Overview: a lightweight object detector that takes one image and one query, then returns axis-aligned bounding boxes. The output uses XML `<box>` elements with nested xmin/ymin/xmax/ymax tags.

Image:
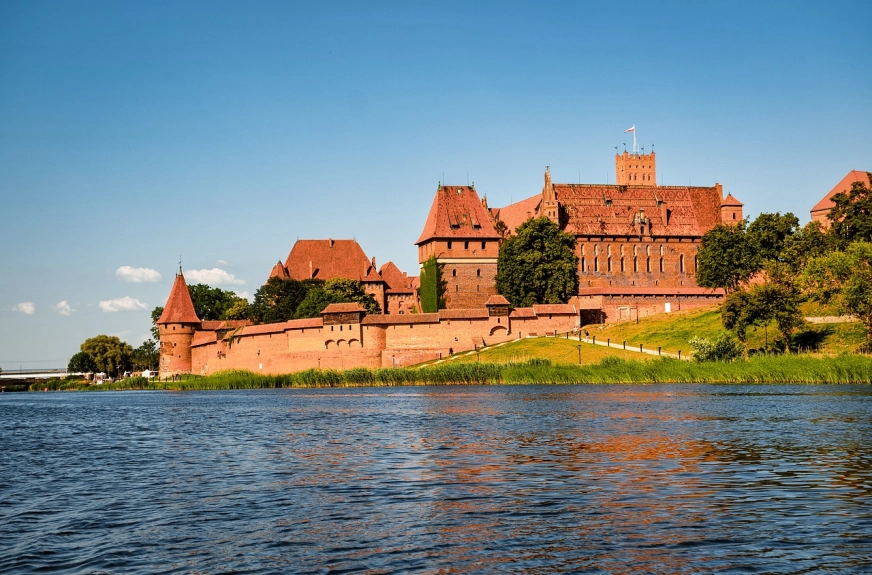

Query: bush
<box><xmin>598</xmin><ymin>356</ymin><xmax>625</xmax><ymax>367</ymax></box>
<box><xmin>689</xmin><ymin>332</ymin><xmax>744</xmax><ymax>362</ymax></box>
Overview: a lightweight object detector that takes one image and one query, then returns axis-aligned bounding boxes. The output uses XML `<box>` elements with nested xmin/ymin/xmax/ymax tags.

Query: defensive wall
<box><xmin>168</xmin><ymin>298</ymin><xmax>578</xmax><ymax>377</ymax></box>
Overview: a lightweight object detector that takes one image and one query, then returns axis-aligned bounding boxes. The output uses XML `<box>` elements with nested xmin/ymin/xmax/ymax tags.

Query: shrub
<box><xmin>689</xmin><ymin>332</ymin><xmax>744</xmax><ymax>362</ymax></box>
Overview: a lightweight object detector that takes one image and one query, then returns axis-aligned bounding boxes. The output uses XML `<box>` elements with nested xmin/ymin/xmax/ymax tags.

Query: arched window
<box><xmin>476</xmin><ymin>269</ymin><xmax>480</xmax><ymax>277</ymax></box>
<box><xmin>646</xmin><ymin>257</ymin><xmax>651</xmax><ymax>273</ymax></box>
<box><xmin>452</xmin><ymin>269</ymin><xmax>457</xmax><ymax>277</ymax></box>
<box><xmin>659</xmin><ymin>257</ymin><xmax>664</xmax><ymax>273</ymax></box>
<box><xmin>581</xmin><ymin>257</ymin><xmax>586</xmax><ymax>272</ymax></box>
<box><xmin>680</xmin><ymin>255</ymin><xmax>685</xmax><ymax>273</ymax></box>
<box><xmin>607</xmin><ymin>257</ymin><xmax>612</xmax><ymax>272</ymax></box>
<box><xmin>464</xmin><ymin>241</ymin><xmax>469</xmax><ymax>249</ymax></box>
<box><xmin>633</xmin><ymin>257</ymin><xmax>638</xmax><ymax>272</ymax></box>
<box><xmin>594</xmin><ymin>258</ymin><xmax>599</xmax><ymax>272</ymax></box>
<box><xmin>448</xmin><ymin>241</ymin><xmax>452</xmax><ymax>249</ymax></box>
<box><xmin>620</xmin><ymin>257</ymin><xmax>625</xmax><ymax>272</ymax></box>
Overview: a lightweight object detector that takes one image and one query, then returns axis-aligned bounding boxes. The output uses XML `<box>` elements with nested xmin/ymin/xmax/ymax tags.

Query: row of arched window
<box><xmin>580</xmin><ymin>255</ymin><xmax>695</xmax><ymax>274</ymax></box>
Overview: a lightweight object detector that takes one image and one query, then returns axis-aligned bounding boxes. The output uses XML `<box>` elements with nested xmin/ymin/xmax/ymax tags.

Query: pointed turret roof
<box><xmin>157</xmin><ymin>270</ymin><xmax>200</xmax><ymax>324</ymax></box>
<box><xmin>268</xmin><ymin>260</ymin><xmax>289</xmax><ymax>281</ymax></box>
<box><xmin>416</xmin><ymin>185</ymin><xmax>502</xmax><ymax>245</ymax></box>
<box><xmin>721</xmin><ymin>193</ymin><xmax>743</xmax><ymax>207</ymax></box>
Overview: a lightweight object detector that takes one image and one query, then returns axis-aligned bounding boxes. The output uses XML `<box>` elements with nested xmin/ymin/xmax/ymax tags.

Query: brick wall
<box><xmin>442</xmin><ymin>262</ymin><xmax>498</xmax><ymax>309</ymax></box>
<box><xmin>576</xmin><ymin>237</ymin><xmax>700</xmax><ymax>289</ymax></box>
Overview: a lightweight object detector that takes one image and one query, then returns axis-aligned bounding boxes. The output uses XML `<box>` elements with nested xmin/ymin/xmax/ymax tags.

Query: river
<box><xmin>1</xmin><ymin>384</ymin><xmax>870</xmax><ymax>573</ymax></box>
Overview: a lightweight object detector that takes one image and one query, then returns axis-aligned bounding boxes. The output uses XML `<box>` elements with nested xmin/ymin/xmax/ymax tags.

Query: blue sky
<box><xmin>1</xmin><ymin>1</ymin><xmax>870</xmax><ymax>369</ymax></box>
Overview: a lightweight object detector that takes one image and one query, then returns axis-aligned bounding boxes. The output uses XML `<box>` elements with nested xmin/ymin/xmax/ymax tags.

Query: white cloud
<box><xmin>116</xmin><ymin>266</ymin><xmax>162</xmax><ymax>283</ymax></box>
<box><xmin>99</xmin><ymin>296</ymin><xmax>148</xmax><ymax>312</ymax></box>
<box><xmin>216</xmin><ymin>259</ymin><xmax>228</xmax><ymax>266</ymax></box>
<box><xmin>55</xmin><ymin>300</ymin><xmax>75</xmax><ymax>315</ymax></box>
<box><xmin>13</xmin><ymin>302</ymin><xmax>35</xmax><ymax>315</ymax></box>
<box><xmin>185</xmin><ymin>268</ymin><xmax>245</xmax><ymax>286</ymax></box>
<box><xmin>236</xmin><ymin>291</ymin><xmax>251</xmax><ymax>301</ymax></box>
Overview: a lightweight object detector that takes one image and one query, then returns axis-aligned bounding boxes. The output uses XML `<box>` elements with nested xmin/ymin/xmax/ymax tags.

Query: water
<box><xmin>1</xmin><ymin>385</ymin><xmax>871</xmax><ymax>574</ymax></box>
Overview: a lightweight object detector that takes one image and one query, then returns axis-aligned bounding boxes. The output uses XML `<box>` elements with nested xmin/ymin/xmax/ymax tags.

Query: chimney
<box><xmin>309</xmin><ymin>260</ymin><xmax>313</xmax><ymax>278</ymax></box>
<box><xmin>371</xmin><ymin>256</ymin><xmax>376</xmax><ymax>268</ymax></box>
<box><xmin>328</xmin><ymin>238</ymin><xmax>334</xmax><ymax>248</ymax></box>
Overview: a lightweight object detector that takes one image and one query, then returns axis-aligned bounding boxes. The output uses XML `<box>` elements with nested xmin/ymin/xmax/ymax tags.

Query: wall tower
<box><xmin>156</xmin><ymin>268</ymin><xmax>201</xmax><ymax>377</ymax></box>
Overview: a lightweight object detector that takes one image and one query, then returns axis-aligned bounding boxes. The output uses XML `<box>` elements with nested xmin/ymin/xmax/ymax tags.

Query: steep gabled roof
<box><xmin>811</xmin><ymin>170</ymin><xmax>870</xmax><ymax>216</ymax></box>
<box><xmin>283</xmin><ymin>239</ymin><xmax>385</xmax><ymax>283</ymax></box>
<box><xmin>721</xmin><ymin>193</ymin><xmax>743</xmax><ymax>207</ymax></box>
<box><xmin>484</xmin><ymin>295</ymin><xmax>510</xmax><ymax>306</ymax></box>
<box><xmin>321</xmin><ymin>302</ymin><xmax>366</xmax><ymax>314</ymax></box>
<box><xmin>379</xmin><ymin>261</ymin><xmax>415</xmax><ymax>293</ymax></box>
<box><xmin>491</xmin><ymin>195</ymin><xmax>542</xmax><ymax>235</ymax></box>
<box><xmin>157</xmin><ymin>271</ymin><xmax>200</xmax><ymax>325</ymax></box>
<box><xmin>416</xmin><ymin>185</ymin><xmax>502</xmax><ymax>244</ymax></box>
<box><xmin>268</xmin><ymin>261</ymin><xmax>289</xmax><ymax>281</ymax></box>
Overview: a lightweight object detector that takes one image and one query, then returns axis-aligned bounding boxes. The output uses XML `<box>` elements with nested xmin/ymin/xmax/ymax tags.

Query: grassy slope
<box><xmin>435</xmin><ymin>336</ymin><xmax>651</xmax><ymax>366</ymax></box>
<box><xmin>584</xmin><ymin>305</ymin><xmax>866</xmax><ymax>356</ymax></box>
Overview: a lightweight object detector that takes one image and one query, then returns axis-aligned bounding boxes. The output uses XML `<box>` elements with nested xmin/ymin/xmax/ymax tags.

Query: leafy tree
<box><xmin>187</xmin><ymin>283</ymin><xmax>244</xmax><ymax>321</ymax></box>
<box><xmin>323</xmin><ymin>278</ymin><xmax>381</xmax><ymax>314</ymax></box>
<box><xmin>696</xmin><ymin>221</ymin><xmax>759</xmax><ymax>293</ymax></box>
<box><xmin>828</xmin><ymin>172</ymin><xmax>872</xmax><ymax>246</ymax></box>
<box><xmin>80</xmin><ymin>335</ymin><xmax>133</xmax><ymax>377</ymax></box>
<box><xmin>688</xmin><ymin>332</ymin><xmax>743</xmax><ymax>362</ymax></box>
<box><xmin>493</xmin><ymin>219</ymin><xmax>509</xmax><ymax>239</ymax></box>
<box><xmin>722</xmin><ymin>282</ymin><xmax>804</xmax><ymax>351</ymax></box>
<box><xmin>150</xmin><ymin>306</ymin><xmax>163</xmax><ymax>340</ymax></box>
<box><xmin>132</xmin><ymin>339</ymin><xmax>159</xmax><ymax>370</ymax></box>
<box><xmin>802</xmin><ymin>241</ymin><xmax>872</xmax><ymax>345</ymax></box>
<box><xmin>495</xmin><ymin>217</ymin><xmax>579</xmax><ymax>307</ymax></box>
<box><xmin>249</xmin><ymin>277</ymin><xmax>311</xmax><ymax>324</ymax></box>
<box><xmin>294</xmin><ymin>288</ymin><xmax>345</xmax><ymax>319</ymax></box>
<box><xmin>223</xmin><ymin>298</ymin><xmax>250</xmax><ymax>320</ymax></box>
<box><xmin>68</xmin><ymin>351</ymin><xmax>96</xmax><ymax>373</ymax></box>
<box><xmin>781</xmin><ymin>221</ymin><xmax>835</xmax><ymax>273</ymax></box>
<box><xmin>419</xmin><ymin>255</ymin><xmax>445</xmax><ymax>313</ymax></box>
<box><xmin>747</xmin><ymin>212</ymin><xmax>799</xmax><ymax>263</ymax></box>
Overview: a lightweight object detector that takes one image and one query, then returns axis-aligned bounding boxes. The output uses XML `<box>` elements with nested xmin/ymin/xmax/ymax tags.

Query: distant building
<box><xmin>810</xmin><ymin>170</ymin><xmax>871</xmax><ymax>228</ymax></box>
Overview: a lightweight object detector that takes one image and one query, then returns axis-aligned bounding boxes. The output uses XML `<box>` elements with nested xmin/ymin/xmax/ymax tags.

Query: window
<box><xmin>659</xmin><ymin>257</ymin><xmax>664</xmax><ymax>273</ymax></box>
<box><xmin>646</xmin><ymin>257</ymin><xmax>651</xmax><ymax>273</ymax></box>
<box><xmin>620</xmin><ymin>257</ymin><xmax>625</xmax><ymax>272</ymax></box>
<box><xmin>448</xmin><ymin>241</ymin><xmax>453</xmax><ymax>249</ymax></box>
<box><xmin>452</xmin><ymin>269</ymin><xmax>457</xmax><ymax>277</ymax></box>
<box><xmin>594</xmin><ymin>258</ymin><xmax>599</xmax><ymax>272</ymax></box>
<box><xmin>680</xmin><ymin>255</ymin><xmax>685</xmax><ymax>273</ymax></box>
<box><xmin>633</xmin><ymin>257</ymin><xmax>638</xmax><ymax>272</ymax></box>
<box><xmin>476</xmin><ymin>269</ymin><xmax>480</xmax><ymax>277</ymax></box>
<box><xmin>581</xmin><ymin>257</ymin><xmax>586</xmax><ymax>271</ymax></box>
<box><xmin>733</xmin><ymin>212</ymin><xmax>736</xmax><ymax>220</ymax></box>
<box><xmin>481</xmin><ymin>241</ymin><xmax>486</xmax><ymax>249</ymax></box>
<box><xmin>607</xmin><ymin>257</ymin><xmax>612</xmax><ymax>272</ymax></box>
<box><xmin>464</xmin><ymin>241</ymin><xmax>469</xmax><ymax>249</ymax></box>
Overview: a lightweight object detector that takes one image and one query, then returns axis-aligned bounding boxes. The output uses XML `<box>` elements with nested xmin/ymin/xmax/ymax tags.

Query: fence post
<box><xmin>623</xmin><ymin>340</ymin><xmax>626</xmax><ymax>350</ymax></box>
<box><xmin>658</xmin><ymin>347</ymin><xmax>661</xmax><ymax>356</ymax></box>
<box><xmin>640</xmin><ymin>343</ymin><xmax>643</xmax><ymax>353</ymax></box>
<box><xmin>678</xmin><ymin>350</ymin><xmax>681</xmax><ymax>360</ymax></box>
<box><xmin>607</xmin><ymin>338</ymin><xmax>610</xmax><ymax>348</ymax></box>
<box><xmin>593</xmin><ymin>336</ymin><xmax>596</xmax><ymax>345</ymax></box>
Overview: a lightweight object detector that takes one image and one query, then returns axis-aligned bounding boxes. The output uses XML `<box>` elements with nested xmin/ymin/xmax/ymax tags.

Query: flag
<box><xmin>624</xmin><ymin>125</ymin><xmax>635</xmax><ymax>133</ymax></box>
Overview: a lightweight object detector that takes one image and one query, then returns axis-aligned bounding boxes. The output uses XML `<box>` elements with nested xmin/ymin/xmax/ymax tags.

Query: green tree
<box><xmin>293</xmin><ymin>288</ymin><xmax>345</xmax><ymax>319</ymax></box>
<box><xmin>419</xmin><ymin>255</ymin><xmax>445</xmax><ymax>313</ymax></box>
<box><xmin>249</xmin><ymin>277</ymin><xmax>311</xmax><ymax>324</ymax></box>
<box><xmin>697</xmin><ymin>221</ymin><xmax>759</xmax><ymax>293</ymax></box>
<box><xmin>828</xmin><ymin>172</ymin><xmax>872</xmax><ymax>246</ymax></box>
<box><xmin>68</xmin><ymin>351</ymin><xmax>96</xmax><ymax>373</ymax></box>
<box><xmin>722</xmin><ymin>282</ymin><xmax>804</xmax><ymax>351</ymax></box>
<box><xmin>495</xmin><ymin>217</ymin><xmax>579</xmax><ymax>307</ymax></box>
<box><xmin>80</xmin><ymin>335</ymin><xmax>133</xmax><ymax>377</ymax></box>
<box><xmin>747</xmin><ymin>212</ymin><xmax>800</xmax><ymax>263</ymax></box>
<box><xmin>150</xmin><ymin>306</ymin><xmax>163</xmax><ymax>340</ymax></box>
<box><xmin>781</xmin><ymin>221</ymin><xmax>835</xmax><ymax>273</ymax></box>
<box><xmin>323</xmin><ymin>278</ymin><xmax>380</xmax><ymax>314</ymax></box>
<box><xmin>802</xmin><ymin>241</ymin><xmax>872</xmax><ymax>345</ymax></box>
<box><xmin>223</xmin><ymin>298</ymin><xmax>250</xmax><ymax>320</ymax></box>
<box><xmin>132</xmin><ymin>339</ymin><xmax>159</xmax><ymax>370</ymax></box>
<box><xmin>187</xmin><ymin>283</ymin><xmax>245</xmax><ymax>321</ymax></box>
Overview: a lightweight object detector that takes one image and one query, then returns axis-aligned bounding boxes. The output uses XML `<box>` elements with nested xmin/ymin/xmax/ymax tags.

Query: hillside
<box><xmin>583</xmin><ymin>305</ymin><xmax>866</xmax><ymax>356</ymax></box>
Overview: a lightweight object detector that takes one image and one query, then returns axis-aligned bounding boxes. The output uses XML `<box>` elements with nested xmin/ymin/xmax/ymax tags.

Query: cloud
<box><xmin>236</xmin><ymin>291</ymin><xmax>251</xmax><ymax>301</ymax></box>
<box><xmin>99</xmin><ymin>296</ymin><xmax>147</xmax><ymax>312</ymax></box>
<box><xmin>185</xmin><ymin>268</ymin><xmax>245</xmax><ymax>286</ymax></box>
<box><xmin>216</xmin><ymin>259</ymin><xmax>228</xmax><ymax>266</ymax></box>
<box><xmin>116</xmin><ymin>266</ymin><xmax>162</xmax><ymax>283</ymax></box>
<box><xmin>55</xmin><ymin>300</ymin><xmax>75</xmax><ymax>315</ymax></box>
<box><xmin>13</xmin><ymin>302</ymin><xmax>35</xmax><ymax>315</ymax></box>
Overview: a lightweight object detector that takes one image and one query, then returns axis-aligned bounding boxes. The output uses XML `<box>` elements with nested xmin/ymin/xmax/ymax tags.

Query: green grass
<box><xmin>78</xmin><ymin>354</ymin><xmax>872</xmax><ymax>391</ymax></box>
<box><xmin>585</xmin><ymin>306</ymin><xmax>867</xmax><ymax>356</ymax></box>
<box><xmin>427</xmin><ymin>335</ymin><xmax>651</xmax><ymax>366</ymax></box>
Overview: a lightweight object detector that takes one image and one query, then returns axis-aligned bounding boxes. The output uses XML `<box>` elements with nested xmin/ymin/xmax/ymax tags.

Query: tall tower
<box><xmin>156</xmin><ymin>269</ymin><xmax>201</xmax><ymax>377</ymax></box>
<box><xmin>541</xmin><ymin>166</ymin><xmax>560</xmax><ymax>224</ymax></box>
<box><xmin>415</xmin><ymin>184</ymin><xmax>502</xmax><ymax>309</ymax></box>
<box><xmin>616</xmin><ymin>151</ymin><xmax>657</xmax><ymax>186</ymax></box>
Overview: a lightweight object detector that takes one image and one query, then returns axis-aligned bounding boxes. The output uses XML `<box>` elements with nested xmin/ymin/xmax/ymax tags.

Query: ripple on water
<box><xmin>1</xmin><ymin>384</ymin><xmax>871</xmax><ymax>574</ymax></box>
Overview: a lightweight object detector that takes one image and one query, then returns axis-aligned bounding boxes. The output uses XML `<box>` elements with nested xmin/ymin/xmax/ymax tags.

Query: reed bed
<box><xmin>78</xmin><ymin>354</ymin><xmax>872</xmax><ymax>392</ymax></box>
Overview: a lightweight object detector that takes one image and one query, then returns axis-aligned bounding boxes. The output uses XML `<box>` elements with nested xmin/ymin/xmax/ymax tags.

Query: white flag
<box><xmin>624</xmin><ymin>125</ymin><xmax>635</xmax><ymax>133</ymax></box>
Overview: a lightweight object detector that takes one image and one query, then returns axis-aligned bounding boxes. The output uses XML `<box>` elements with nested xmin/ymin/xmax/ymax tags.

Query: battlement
<box><xmin>616</xmin><ymin>150</ymin><xmax>656</xmax><ymax>186</ymax></box>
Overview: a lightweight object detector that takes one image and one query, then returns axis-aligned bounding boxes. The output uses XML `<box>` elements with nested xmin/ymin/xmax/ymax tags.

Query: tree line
<box><xmin>697</xmin><ymin>172</ymin><xmax>872</xmax><ymax>352</ymax></box>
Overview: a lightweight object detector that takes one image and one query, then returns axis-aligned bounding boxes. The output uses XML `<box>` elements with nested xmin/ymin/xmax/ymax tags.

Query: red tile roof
<box><xmin>157</xmin><ymin>272</ymin><xmax>200</xmax><ymax>324</ymax></box>
<box><xmin>200</xmin><ymin>320</ymin><xmax>252</xmax><ymax>331</ymax></box>
<box><xmin>362</xmin><ymin>313</ymin><xmax>439</xmax><ymax>325</ymax></box>
<box><xmin>438</xmin><ymin>309</ymin><xmax>489</xmax><ymax>320</ymax></box>
<box><xmin>283</xmin><ymin>239</ymin><xmax>385</xmax><ymax>283</ymax></box>
<box><xmin>811</xmin><ymin>170</ymin><xmax>870</xmax><ymax>216</ymax></box>
<box><xmin>321</xmin><ymin>303</ymin><xmax>366</xmax><ymax>314</ymax></box>
<box><xmin>416</xmin><ymin>186</ymin><xmax>502</xmax><ymax>244</ymax></box>
<box><xmin>484</xmin><ymin>295</ymin><xmax>510</xmax><ymax>306</ymax></box>
<box><xmin>191</xmin><ymin>331</ymin><xmax>217</xmax><ymax>347</ymax></box>
<box><xmin>379</xmin><ymin>261</ymin><xmax>415</xmax><ymax>292</ymax></box>
<box><xmin>721</xmin><ymin>193</ymin><xmax>743</xmax><ymax>207</ymax></box>
<box><xmin>509</xmin><ymin>307</ymin><xmax>537</xmax><ymax>318</ymax></box>
<box><xmin>577</xmin><ymin>287</ymin><xmax>725</xmax><ymax>296</ymax></box>
<box><xmin>268</xmin><ymin>261</ymin><xmax>289</xmax><ymax>281</ymax></box>
<box><xmin>490</xmin><ymin>195</ymin><xmax>541</xmax><ymax>235</ymax></box>
<box><xmin>532</xmin><ymin>304</ymin><xmax>577</xmax><ymax>315</ymax></box>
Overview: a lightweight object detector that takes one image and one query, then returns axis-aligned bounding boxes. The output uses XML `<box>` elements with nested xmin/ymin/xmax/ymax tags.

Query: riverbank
<box><xmin>71</xmin><ymin>354</ymin><xmax>872</xmax><ymax>391</ymax></box>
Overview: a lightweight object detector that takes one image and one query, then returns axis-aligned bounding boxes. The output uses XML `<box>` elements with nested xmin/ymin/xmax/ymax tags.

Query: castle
<box><xmin>157</xmin><ymin>149</ymin><xmax>738</xmax><ymax>377</ymax></box>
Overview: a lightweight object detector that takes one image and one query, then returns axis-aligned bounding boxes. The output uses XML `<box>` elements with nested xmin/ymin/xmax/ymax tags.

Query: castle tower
<box><xmin>416</xmin><ymin>183</ymin><xmax>502</xmax><ymax>309</ymax></box>
<box><xmin>720</xmin><ymin>189</ymin><xmax>744</xmax><ymax>225</ymax></box>
<box><xmin>541</xmin><ymin>166</ymin><xmax>559</xmax><ymax>224</ymax></box>
<box><xmin>616</xmin><ymin>150</ymin><xmax>656</xmax><ymax>186</ymax></box>
<box><xmin>156</xmin><ymin>268</ymin><xmax>201</xmax><ymax>377</ymax></box>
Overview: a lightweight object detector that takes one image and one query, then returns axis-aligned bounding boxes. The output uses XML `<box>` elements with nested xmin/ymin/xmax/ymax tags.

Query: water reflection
<box><xmin>1</xmin><ymin>385</ymin><xmax>870</xmax><ymax>574</ymax></box>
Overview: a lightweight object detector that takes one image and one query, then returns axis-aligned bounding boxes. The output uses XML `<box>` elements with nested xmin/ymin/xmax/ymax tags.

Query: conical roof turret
<box><xmin>156</xmin><ymin>269</ymin><xmax>200</xmax><ymax>324</ymax></box>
